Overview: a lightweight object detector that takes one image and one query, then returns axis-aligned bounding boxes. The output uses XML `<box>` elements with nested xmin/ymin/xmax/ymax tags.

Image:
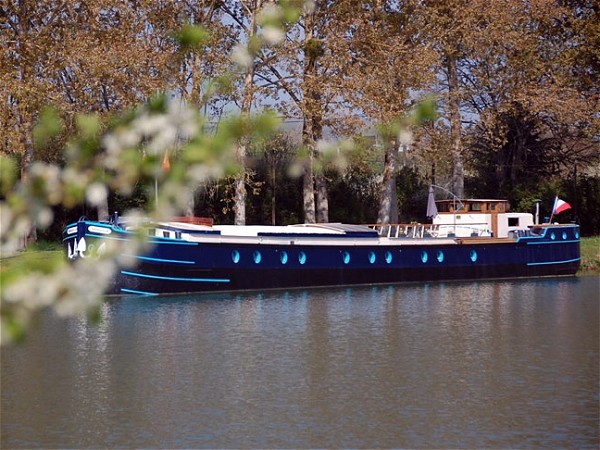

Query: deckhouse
<box><xmin>433</xmin><ymin>199</ymin><xmax>534</xmax><ymax>238</ymax></box>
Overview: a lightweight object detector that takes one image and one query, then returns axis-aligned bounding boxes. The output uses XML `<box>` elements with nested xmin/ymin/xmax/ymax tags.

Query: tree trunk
<box><xmin>390</xmin><ymin>179</ymin><xmax>398</xmax><ymax>223</ymax></box>
<box><xmin>233</xmin><ymin>156</ymin><xmax>246</xmax><ymax>225</ymax></box>
<box><xmin>15</xmin><ymin>1</ymin><xmax>36</xmax><ymax>247</ymax></box>
<box><xmin>447</xmin><ymin>53</ymin><xmax>464</xmax><ymax>199</ymax></box>
<box><xmin>313</xmin><ymin>94</ymin><xmax>328</xmax><ymax>222</ymax></box>
<box><xmin>300</xmin><ymin>8</ymin><xmax>321</xmax><ymax>224</ymax></box>
<box><xmin>184</xmin><ymin>188</ymin><xmax>195</xmax><ymax>218</ymax></box>
<box><xmin>96</xmin><ymin>199</ymin><xmax>109</xmax><ymax>221</ymax></box>
<box><xmin>20</xmin><ymin>120</ymin><xmax>37</xmax><ymax>246</ymax></box>
<box><xmin>377</xmin><ymin>140</ymin><xmax>398</xmax><ymax>224</ymax></box>
<box><xmin>302</xmin><ymin>139</ymin><xmax>316</xmax><ymax>223</ymax></box>
<box><xmin>234</xmin><ymin>2</ymin><xmax>261</xmax><ymax>226</ymax></box>
<box><xmin>271</xmin><ymin>161</ymin><xmax>276</xmax><ymax>225</ymax></box>
<box><xmin>315</xmin><ymin>174</ymin><xmax>329</xmax><ymax>223</ymax></box>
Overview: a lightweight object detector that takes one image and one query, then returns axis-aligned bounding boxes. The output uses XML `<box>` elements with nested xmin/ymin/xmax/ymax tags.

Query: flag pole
<box><xmin>549</xmin><ymin>195</ymin><xmax>557</xmax><ymax>224</ymax></box>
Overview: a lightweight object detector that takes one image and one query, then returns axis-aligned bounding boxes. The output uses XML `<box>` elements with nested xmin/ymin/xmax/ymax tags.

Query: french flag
<box><xmin>552</xmin><ymin>196</ymin><xmax>572</xmax><ymax>215</ymax></box>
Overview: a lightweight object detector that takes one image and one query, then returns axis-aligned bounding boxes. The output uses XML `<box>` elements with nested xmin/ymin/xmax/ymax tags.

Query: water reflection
<box><xmin>2</xmin><ymin>277</ymin><xmax>598</xmax><ymax>449</ymax></box>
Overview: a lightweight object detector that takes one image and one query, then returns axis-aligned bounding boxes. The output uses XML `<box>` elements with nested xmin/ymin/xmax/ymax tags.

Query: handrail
<box><xmin>368</xmin><ymin>223</ymin><xmax>492</xmax><ymax>238</ymax></box>
<box><xmin>368</xmin><ymin>223</ymin><xmax>440</xmax><ymax>238</ymax></box>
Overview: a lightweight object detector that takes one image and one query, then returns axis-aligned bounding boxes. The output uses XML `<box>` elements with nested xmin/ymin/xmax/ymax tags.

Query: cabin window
<box><xmin>471</xmin><ymin>202</ymin><xmax>482</xmax><ymax>212</ymax></box>
<box><xmin>420</xmin><ymin>251</ymin><xmax>428</xmax><ymax>263</ymax></box>
<box><xmin>232</xmin><ymin>250</ymin><xmax>240</xmax><ymax>264</ymax></box>
<box><xmin>385</xmin><ymin>251</ymin><xmax>392</xmax><ymax>264</ymax></box>
<box><xmin>280</xmin><ymin>251</ymin><xmax>288</xmax><ymax>264</ymax></box>
<box><xmin>298</xmin><ymin>251</ymin><xmax>307</xmax><ymax>265</ymax></box>
<box><xmin>508</xmin><ymin>217</ymin><xmax>519</xmax><ymax>227</ymax></box>
<box><xmin>575</xmin><ymin>231</ymin><xmax>579</xmax><ymax>239</ymax></box>
<box><xmin>470</xmin><ymin>250</ymin><xmax>478</xmax><ymax>262</ymax></box>
<box><xmin>562</xmin><ymin>231</ymin><xmax>567</xmax><ymax>240</ymax></box>
<box><xmin>436</xmin><ymin>251</ymin><xmax>444</xmax><ymax>263</ymax></box>
<box><xmin>163</xmin><ymin>231</ymin><xmax>170</xmax><ymax>238</ymax></box>
<box><xmin>550</xmin><ymin>232</ymin><xmax>556</xmax><ymax>240</ymax></box>
<box><xmin>253</xmin><ymin>251</ymin><xmax>262</xmax><ymax>264</ymax></box>
<box><xmin>368</xmin><ymin>251</ymin><xmax>376</xmax><ymax>264</ymax></box>
<box><xmin>342</xmin><ymin>251</ymin><xmax>350</xmax><ymax>264</ymax></box>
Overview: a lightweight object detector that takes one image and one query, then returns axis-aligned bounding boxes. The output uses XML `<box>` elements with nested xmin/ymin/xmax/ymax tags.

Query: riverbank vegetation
<box><xmin>579</xmin><ymin>236</ymin><xmax>600</xmax><ymax>273</ymax></box>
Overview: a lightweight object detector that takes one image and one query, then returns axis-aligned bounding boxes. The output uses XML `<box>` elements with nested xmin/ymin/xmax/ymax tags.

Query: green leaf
<box><xmin>76</xmin><ymin>114</ymin><xmax>101</xmax><ymax>138</ymax></box>
<box><xmin>33</xmin><ymin>106</ymin><xmax>63</xmax><ymax>149</ymax></box>
<box><xmin>0</xmin><ymin>156</ymin><xmax>18</xmax><ymax>195</ymax></box>
<box><xmin>176</xmin><ymin>25</ymin><xmax>210</xmax><ymax>50</ymax></box>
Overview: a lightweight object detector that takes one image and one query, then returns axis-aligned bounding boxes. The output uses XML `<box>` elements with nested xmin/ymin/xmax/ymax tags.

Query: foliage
<box><xmin>0</xmin><ymin>1</ymin><xmax>302</xmax><ymax>344</ymax></box>
<box><xmin>579</xmin><ymin>236</ymin><xmax>600</xmax><ymax>273</ymax></box>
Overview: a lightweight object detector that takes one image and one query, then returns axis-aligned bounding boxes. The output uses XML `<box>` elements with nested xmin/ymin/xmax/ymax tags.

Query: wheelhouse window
<box><xmin>437</xmin><ymin>203</ymin><xmax>450</xmax><ymax>213</ymax></box>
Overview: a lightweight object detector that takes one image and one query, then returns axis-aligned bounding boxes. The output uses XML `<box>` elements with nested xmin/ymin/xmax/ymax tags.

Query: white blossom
<box><xmin>262</xmin><ymin>25</ymin><xmax>285</xmax><ymax>45</ymax></box>
<box><xmin>36</xmin><ymin>207</ymin><xmax>53</xmax><ymax>228</ymax></box>
<box><xmin>231</xmin><ymin>44</ymin><xmax>253</xmax><ymax>68</ymax></box>
<box><xmin>86</xmin><ymin>182</ymin><xmax>108</xmax><ymax>207</ymax></box>
<box><xmin>398</xmin><ymin>129</ymin><xmax>413</xmax><ymax>146</ymax></box>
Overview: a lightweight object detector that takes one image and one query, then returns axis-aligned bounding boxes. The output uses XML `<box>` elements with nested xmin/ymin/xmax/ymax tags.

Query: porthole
<box><xmin>298</xmin><ymin>251</ymin><xmax>307</xmax><ymax>265</ymax></box>
<box><xmin>368</xmin><ymin>251</ymin><xmax>376</xmax><ymax>264</ymax></box>
<box><xmin>562</xmin><ymin>231</ymin><xmax>567</xmax><ymax>240</ymax></box>
<box><xmin>231</xmin><ymin>250</ymin><xmax>240</xmax><ymax>264</ymax></box>
<box><xmin>420</xmin><ymin>251</ymin><xmax>428</xmax><ymax>263</ymax></box>
<box><xmin>470</xmin><ymin>249</ymin><xmax>478</xmax><ymax>262</ymax></box>
<box><xmin>280</xmin><ymin>251</ymin><xmax>288</xmax><ymax>264</ymax></box>
<box><xmin>253</xmin><ymin>250</ymin><xmax>262</xmax><ymax>264</ymax></box>
<box><xmin>342</xmin><ymin>251</ymin><xmax>350</xmax><ymax>264</ymax></box>
<box><xmin>385</xmin><ymin>251</ymin><xmax>392</xmax><ymax>264</ymax></box>
<box><xmin>436</xmin><ymin>250</ymin><xmax>444</xmax><ymax>263</ymax></box>
<box><xmin>550</xmin><ymin>232</ymin><xmax>556</xmax><ymax>240</ymax></box>
<box><xmin>575</xmin><ymin>231</ymin><xmax>580</xmax><ymax>239</ymax></box>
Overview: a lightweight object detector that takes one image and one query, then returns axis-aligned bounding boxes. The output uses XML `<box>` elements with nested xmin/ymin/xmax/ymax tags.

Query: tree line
<box><xmin>2</xmin><ymin>0</ymin><xmax>599</xmax><ymax>238</ymax></box>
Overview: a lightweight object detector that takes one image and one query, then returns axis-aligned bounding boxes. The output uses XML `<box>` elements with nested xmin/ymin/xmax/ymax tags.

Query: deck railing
<box><xmin>369</xmin><ymin>224</ymin><xmax>439</xmax><ymax>238</ymax></box>
<box><xmin>368</xmin><ymin>223</ymin><xmax>492</xmax><ymax>238</ymax></box>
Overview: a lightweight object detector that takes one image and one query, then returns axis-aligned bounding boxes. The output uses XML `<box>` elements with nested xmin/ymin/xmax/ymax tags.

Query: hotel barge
<box><xmin>63</xmin><ymin>199</ymin><xmax>580</xmax><ymax>296</ymax></box>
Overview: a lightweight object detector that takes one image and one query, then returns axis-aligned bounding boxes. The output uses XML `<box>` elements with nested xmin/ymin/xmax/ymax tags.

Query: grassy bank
<box><xmin>2</xmin><ymin>237</ymin><xmax>599</xmax><ymax>275</ymax></box>
<box><xmin>0</xmin><ymin>242</ymin><xmax>64</xmax><ymax>283</ymax></box>
<box><xmin>579</xmin><ymin>236</ymin><xmax>600</xmax><ymax>273</ymax></box>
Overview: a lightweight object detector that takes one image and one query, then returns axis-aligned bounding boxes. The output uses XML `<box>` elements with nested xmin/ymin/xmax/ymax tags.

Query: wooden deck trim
<box><xmin>457</xmin><ymin>237</ymin><xmax>516</xmax><ymax>245</ymax></box>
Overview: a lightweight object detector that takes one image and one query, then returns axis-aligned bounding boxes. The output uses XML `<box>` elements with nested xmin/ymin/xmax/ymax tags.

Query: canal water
<box><xmin>2</xmin><ymin>276</ymin><xmax>598</xmax><ymax>449</ymax></box>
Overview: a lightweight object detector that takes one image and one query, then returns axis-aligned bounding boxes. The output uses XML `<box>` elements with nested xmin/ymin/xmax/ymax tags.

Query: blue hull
<box><xmin>63</xmin><ymin>221</ymin><xmax>581</xmax><ymax>296</ymax></box>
